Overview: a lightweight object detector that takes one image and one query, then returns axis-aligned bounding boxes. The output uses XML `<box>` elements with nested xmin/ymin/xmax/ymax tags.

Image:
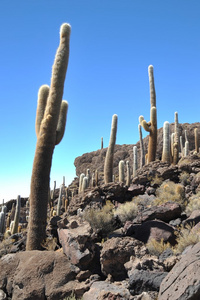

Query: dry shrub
<box><xmin>179</xmin><ymin>171</ymin><xmax>190</xmax><ymax>186</ymax></box>
<box><xmin>146</xmin><ymin>238</ymin><xmax>172</xmax><ymax>256</ymax></box>
<box><xmin>83</xmin><ymin>201</ymin><xmax>115</xmax><ymax>236</ymax></box>
<box><xmin>186</xmin><ymin>191</ymin><xmax>200</xmax><ymax>216</ymax></box>
<box><xmin>173</xmin><ymin>224</ymin><xmax>200</xmax><ymax>254</ymax></box>
<box><xmin>153</xmin><ymin>181</ymin><xmax>186</xmax><ymax>209</ymax></box>
<box><xmin>114</xmin><ymin>201</ymin><xmax>138</xmax><ymax>224</ymax></box>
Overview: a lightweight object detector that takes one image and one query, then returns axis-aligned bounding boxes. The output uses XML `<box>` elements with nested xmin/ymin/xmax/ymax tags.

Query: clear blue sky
<box><xmin>0</xmin><ymin>0</ymin><xmax>199</xmax><ymax>202</ymax></box>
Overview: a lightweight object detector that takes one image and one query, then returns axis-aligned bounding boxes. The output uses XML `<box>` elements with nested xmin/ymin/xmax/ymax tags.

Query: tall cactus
<box><xmin>194</xmin><ymin>128</ymin><xmax>199</xmax><ymax>153</ymax></box>
<box><xmin>26</xmin><ymin>24</ymin><xmax>71</xmax><ymax>250</ymax></box>
<box><xmin>119</xmin><ymin>160</ymin><xmax>125</xmax><ymax>184</ymax></box>
<box><xmin>126</xmin><ymin>161</ymin><xmax>131</xmax><ymax>187</ymax></box>
<box><xmin>162</xmin><ymin>121</ymin><xmax>170</xmax><ymax>164</ymax></box>
<box><xmin>104</xmin><ymin>114</ymin><xmax>118</xmax><ymax>183</ymax></box>
<box><xmin>133</xmin><ymin>146</ymin><xmax>138</xmax><ymax>177</ymax></box>
<box><xmin>12</xmin><ymin>196</ymin><xmax>21</xmax><ymax>234</ymax></box>
<box><xmin>139</xmin><ymin>65</ymin><xmax>157</xmax><ymax>162</ymax></box>
<box><xmin>173</xmin><ymin>112</ymin><xmax>179</xmax><ymax>164</ymax></box>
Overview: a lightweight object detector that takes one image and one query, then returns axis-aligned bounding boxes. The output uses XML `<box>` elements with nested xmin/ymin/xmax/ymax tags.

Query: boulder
<box><xmin>57</xmin><ymin>218</ymin><xmax>96</xmax><ymax>270</ymax></box>
<box><xmin>82</xmin><ymin>281</ymin><xmax>133</xmax><ymax>300</ymax></box>
<box><xmin>129</xmin><ymin>269</ymin><xmax>168</xmax><ymax>295</ymax></box>
<box><xmin>100</xmin><ymin>237</ymin><xmax>144</xmax><ymax>280</ymax></box>
<box><xmin>158</xmin><ymin>241</ymin><xmax>200</xmax><ymax>299</ymax></box>
<box><xmin>132</xmin><ymin>202</ymin><xmax>182</xmax><ymax>223</ymax></box>
<box><xmin>0</xmin><ymin>250</ymin><xmax>84</xmax><ymax>300</ymax></box>
<box><xmin>124</xmin><ymin>220</ymin><xmax>176</xmax><ymax>245</ymax></box>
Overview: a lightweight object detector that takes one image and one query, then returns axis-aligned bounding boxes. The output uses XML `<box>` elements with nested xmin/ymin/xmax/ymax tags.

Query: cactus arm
<box><xmin>104</xmin><ymin>114</ymin><xmax>118</xmax><ymax>184</ymax></box>
<box><xmin>55</xmin><ymin>100</ymin><xmax>68</xmax><ymax>145</ymax></box>
<box><xmin>35</xmin><ymin>85</ymin><xmax>49</xmax><ymax>137</ymax></box>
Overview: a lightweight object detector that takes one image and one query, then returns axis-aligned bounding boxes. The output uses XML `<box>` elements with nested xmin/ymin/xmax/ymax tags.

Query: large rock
<box><xmin>158</xmin><ymin>241</ymin><xmax>200</xmax><ymax>299</ymax></box>
<box><xmin>124</xmin><ymin>220</ymin><xmax>176</xmax><ymax>245</ymax></box>
<box><xmin>0</xmin><ymin>250</ymin><xmax>84</xmax><ymax>300</ymax></box>
<box><xmin>100</xmin><ymin>237</ymin><xmax>145</xmax><ymax>280</ymax></box>
<box><xmin>82</xmin><ymin>281</ymin><xmax>133</xmax><ymax>300</ymax></box>
<box><xmin>129</xmin><ymin>269</ymin><xmax>167</xmax><ymax>295</ymax></box>
<box><xmin>58</xmin><ymin>218</ymin><xmax>96</xmax><ymax>270</ymax></box>
<box><xmin>132</xmin><ymin>202</ymin><xmax>182</xmax><ymax>223</ymax></box>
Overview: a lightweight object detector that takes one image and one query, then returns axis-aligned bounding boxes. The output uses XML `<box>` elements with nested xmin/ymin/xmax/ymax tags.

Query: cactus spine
<box><xmin>12</xmin><ymin>196</ymin><xmax>21</xmax><ymax>234</ymax></box>
<box><xmin>162</xmin><ymin>121</ymin><xmax>170</xmax><ymax>164</ymax></box>
<box><xmin>104</xmin><ymin>114</ymin><xmax>118</xmax><ymax>183</ymax></box>
<box><xmin>26</xmin><ymin>24</ymin><xmax>71</xmax><ymax>250</ymax></box>
<box><xmin>194</xmin><ymin>128</ymin><xmax>199</xmax><ymax>152</ymax></box>
<box><xmin>139</xmin><ymin>65</ymin><xmax>157</xmax><ymax>162</ymax></box>
<box><xmin>119</xmin><ymin>160</ymin><xmax>125</xmax><ymax>184</ymax></box>
<box><xmin>133</xmin><ymin>146</ymin><xmax>138</xmax><ymax>177</ymax></box>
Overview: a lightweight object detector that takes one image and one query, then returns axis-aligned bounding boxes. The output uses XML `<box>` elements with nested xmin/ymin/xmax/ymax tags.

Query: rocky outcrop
<box><xmin>158</xmin><ymin>242</ymin><xmax>200</xmax><ymax>299</ymax></box>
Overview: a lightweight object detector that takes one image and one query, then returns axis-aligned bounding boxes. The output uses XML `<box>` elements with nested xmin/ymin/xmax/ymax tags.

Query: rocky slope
<box><xmin>1</xmin><ymin>123</ymin><xmax>200</xmax><ymax>299</ymax></box>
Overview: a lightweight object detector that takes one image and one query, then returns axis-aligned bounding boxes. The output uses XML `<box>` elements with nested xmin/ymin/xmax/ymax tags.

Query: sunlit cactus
<box><xmin>139</xmin><ymin>65</ymin><xmax>157</xmax><ymax>162</ymax></box>
<box><xmin>26</xmin><ymin>23</ymin><xmax>71</xmax><ymax>250</ymax></box>
<box><xmin>104</xmin><ymin>114</ymin><xmax>118</xmax><ymax>183</ymax></box>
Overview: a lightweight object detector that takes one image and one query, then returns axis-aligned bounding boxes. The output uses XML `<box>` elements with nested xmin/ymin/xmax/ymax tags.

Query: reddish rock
<box><xmin>124</xmin><ymin>220</ymin><xmax>176</xmax><ymax>245</ymax></box>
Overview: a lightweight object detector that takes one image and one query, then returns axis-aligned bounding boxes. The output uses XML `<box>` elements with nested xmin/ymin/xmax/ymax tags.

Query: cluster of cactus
<box><xmin>26</xmin><ymin>23</ymin><xmax>71</xmax><ymax>251</ymax></box>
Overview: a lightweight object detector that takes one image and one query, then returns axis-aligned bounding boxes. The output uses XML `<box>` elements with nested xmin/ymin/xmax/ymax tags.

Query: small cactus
<box><xmin>104</xmin><ymin>114</ymin><xmax>118</xmax><ymax>183</ymax></box>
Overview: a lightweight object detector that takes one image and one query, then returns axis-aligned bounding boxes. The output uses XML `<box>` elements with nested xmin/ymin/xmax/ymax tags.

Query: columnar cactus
<box><xmin>57</xmin><ymin>185</ymin><xmax>63</xmax><ymax>216</ymax></box>
<box><xmin>26</xmin><ymin>23</ymin><xmax>71</xmax><ymax>250</ymax></box>
<box><xmin>162</xmin><ymin>121</ymin><xmax>171</xmax><ymax>164</ymax></box>
<box><xmin>0</xmin><ymin>211</ymin><xmax>5</xmax><ymax>234</ymax></box>
<box><xmin>139</xmin><ymin>65</ymin><xmax>157</xmax><ymax>162</ymax></box>
<box><xmin>133</xmin><ymin>146</ymin><xmax>138</xmax><ymax>177</ymax></box>
<box><xmin>194</xmin><ymin>128</ymin><xmax>199</xmax><ymax>153</ymax></box>
<box><xmin>86</xmin><ymin>169</ymin><xmax>91</xmax><ymax>187</ymax></box>
<box><xmin>173</xmin><ymin>112</ymin><xmax>179</xmax><ymax>164</ymax></box>
<box><xmin>138</xmin><ymin>124</ymin><xmax>145</xmax><ymax>167</ymax></box>
<box><xmin>82</xmin><ymin>176</ymin><xmax>88</xmax><ymax>192</ymax></box>
<box><xmin>171</xmin><ymin>133</ymin><xmax>175</xmax><ymax>158</ymax></box>
<box><xmin>126</xmin><ymin>161</ymin><xmax>131</xmax><ymax>187</ymax></box>
<box><xmin>119</xmin><ymin>160</ymin><xmax>125</xmax><ymax>184</ymax></box>
<box><xmin>180</xmin><ymin>136</ymin><xmax>184</xmax><ymax>156</ymax></box>
<box><xmin>101</xmin><ymin>137</ymin><xmax>103</xmax><ymax>149</ymax></box>
<box><xmin>104</xmin><ymin>114</ymin><xmax>118</xmax><ymax>183</ymax></box>
<box><xmin>95</xmin><ymin>169</ymin><xmax>99</xmax><ymax>186</ymax></box>
<box><xmin>79</xmin><ymin>173</ymin><xmax>85</xmax><ymax>193</ymax></box>
<box><xmin>185</xmin><ymin>140</ymin><xmax>189</xmax><ymax>156</ymax></box>
<box><xmin>12</xmin><ymin>196</ymin><xmax>21</xmax><ymax>234</ymax></box>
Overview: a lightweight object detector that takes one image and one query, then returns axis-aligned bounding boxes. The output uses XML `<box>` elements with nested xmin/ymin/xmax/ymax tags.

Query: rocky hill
<box><xmin>74</xmin><ymin>122</ymin><xmax>200</xmax><ymax>181</ymax></box>
<box><xmin>1</xmin><ymin>122</ymin><xmax>200</xmax><ymax>299</ymax></box>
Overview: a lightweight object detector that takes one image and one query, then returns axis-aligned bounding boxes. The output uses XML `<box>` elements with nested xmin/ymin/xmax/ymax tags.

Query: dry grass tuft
<box><xmin>146</xmin><ymin>238</ymin><xmax>172</xmax><ymax>256</ymax></box>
